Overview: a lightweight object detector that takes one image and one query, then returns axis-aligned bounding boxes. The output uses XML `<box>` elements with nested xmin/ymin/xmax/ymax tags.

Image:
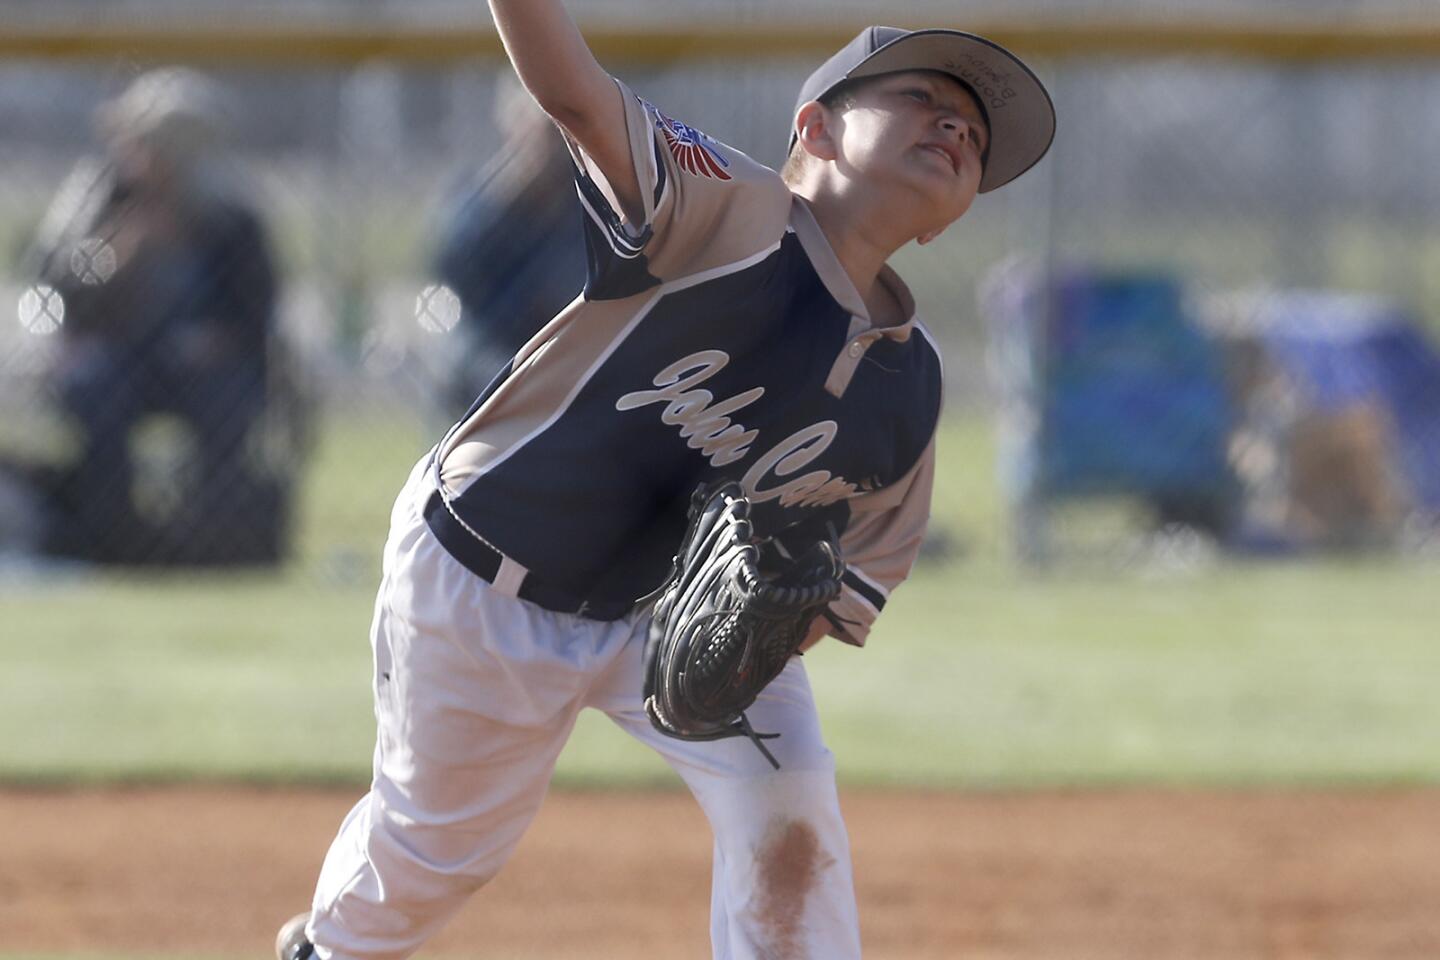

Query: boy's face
<box><xmin>829</xmin><ymin>70</ymin><xmax>989</xmax><ymax>231</ymax></box>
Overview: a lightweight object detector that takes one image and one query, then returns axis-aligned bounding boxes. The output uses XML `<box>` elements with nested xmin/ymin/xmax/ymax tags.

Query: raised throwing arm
<box><xmin>487</xmin><ymin>0</ymin><xmax>645</xmax><ymax>225</ymax></box>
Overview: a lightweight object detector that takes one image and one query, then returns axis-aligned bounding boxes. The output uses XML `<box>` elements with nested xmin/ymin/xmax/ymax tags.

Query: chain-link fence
<box><xmin>1</xmin><ymin>9</ymin><xmax>1437</xmax><ymax>576</ymax></box>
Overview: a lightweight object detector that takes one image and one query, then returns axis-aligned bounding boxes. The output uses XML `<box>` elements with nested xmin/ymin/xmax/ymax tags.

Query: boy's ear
<box><xmin>794</xmin><ymin>100</ymin><xmax>839</xmax><ymax>162</ymax></box>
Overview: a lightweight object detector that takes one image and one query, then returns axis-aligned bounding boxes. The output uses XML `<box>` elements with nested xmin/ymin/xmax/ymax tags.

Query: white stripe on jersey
<box><xmin>842</xmin><ymin>582</ymin><xmax>883</xmax><ymax>620</ymax></box>
<box><xmin>574</xmin><ymin>184</ymin><xmax>647</xmax><ymax>260</ymax></box>
<box><xmin>847</xmin><ymin>565</ymin><xmax>891</xmax><ymax>604</ymax></box>
<box><xmin>661</xmin><ymin>236</ymin><xmax>782</xmax><ymax>295</ymax></box>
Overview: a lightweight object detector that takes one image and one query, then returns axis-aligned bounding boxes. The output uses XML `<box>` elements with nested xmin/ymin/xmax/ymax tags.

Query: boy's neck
<box><xmin>798</xmin><ymin>186</ymin><xmax>911</xmax><ymax>323</ymax></box>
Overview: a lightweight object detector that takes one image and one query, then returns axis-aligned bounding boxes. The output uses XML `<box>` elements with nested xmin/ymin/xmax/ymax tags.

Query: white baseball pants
<box><xmin>302</xmin><ymin>457</ymin><xmax>862</xmax><ymax>959</ymax></box>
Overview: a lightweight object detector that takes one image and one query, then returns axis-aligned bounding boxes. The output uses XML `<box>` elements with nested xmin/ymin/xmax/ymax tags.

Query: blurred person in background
<box><xmin>428</xmin><ymin>74</ymin><xmax>587</xmax><ymax>416</ymax></box>
<box><xmin>25</xmin><ymin>67</ymin><xmax>282</xmax><ymax>565</ymax></box>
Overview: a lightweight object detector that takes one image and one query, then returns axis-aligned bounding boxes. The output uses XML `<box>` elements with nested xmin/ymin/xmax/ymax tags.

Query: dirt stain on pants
<box><xmin>754</xmin><ymin>818</ymin><xmax>835</xmax><ymax>959</ymax></box>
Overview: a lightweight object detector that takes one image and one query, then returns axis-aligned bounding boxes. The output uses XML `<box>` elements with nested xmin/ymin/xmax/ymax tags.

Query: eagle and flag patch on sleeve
<box><xmin>648</xmin><ymin>102</ymin><xmax>733</xmax><ymax>181</ymax></box>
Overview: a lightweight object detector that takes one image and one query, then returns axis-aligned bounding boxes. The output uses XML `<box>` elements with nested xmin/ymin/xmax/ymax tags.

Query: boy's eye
<box><xmin>903</xmin><ymin>89</ymin><xmax>931</xmax><ymax>103</ymax></box>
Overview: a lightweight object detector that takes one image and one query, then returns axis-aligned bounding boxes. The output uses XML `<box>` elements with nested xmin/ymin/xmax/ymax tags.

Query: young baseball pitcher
<box><xmin>278</xmin><ymin>5</ymin><xmax>1054</xmax><ymax>958</ymax></box>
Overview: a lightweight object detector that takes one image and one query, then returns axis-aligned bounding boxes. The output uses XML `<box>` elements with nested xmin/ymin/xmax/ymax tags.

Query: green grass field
<box><xmin>2</xmin><ymin>414</ymin><xmax>1438</xmax><ymax>788</ymax></box>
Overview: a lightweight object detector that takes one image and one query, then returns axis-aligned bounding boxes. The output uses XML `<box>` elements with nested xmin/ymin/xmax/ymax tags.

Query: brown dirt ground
<box><xmin>2</xmin><ymin>786</ymin><xmax>1439</xmax><ymax>959</ymax></box>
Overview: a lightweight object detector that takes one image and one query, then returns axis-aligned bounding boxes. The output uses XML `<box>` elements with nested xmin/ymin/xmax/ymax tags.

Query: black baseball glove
<box><xmin>643</xmin><ymin>481</ymin><xmax>845</xmax><ymax>769</ymax></box>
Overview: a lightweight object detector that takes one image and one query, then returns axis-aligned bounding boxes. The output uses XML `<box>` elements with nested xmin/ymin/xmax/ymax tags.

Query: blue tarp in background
<box><xmin>1037</xmin><ymin>272</ymin><xmax>1236</xmax><ymax>509</ymax></box>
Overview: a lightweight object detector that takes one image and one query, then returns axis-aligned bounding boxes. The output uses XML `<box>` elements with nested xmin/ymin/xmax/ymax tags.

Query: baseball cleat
<box><xmin>275</xmin><ymin>911</ymin><xmax>315</xmax><ymax>960</ymax></box>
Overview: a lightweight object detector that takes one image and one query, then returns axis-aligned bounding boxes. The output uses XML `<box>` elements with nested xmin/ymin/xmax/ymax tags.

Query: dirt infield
<box><xmin>3</xmin><ymin>786</ymin><xmax>1439</xmax><ymax>959</ymax></box>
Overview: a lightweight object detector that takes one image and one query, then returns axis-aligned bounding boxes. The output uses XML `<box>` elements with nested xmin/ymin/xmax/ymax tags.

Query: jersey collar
<box><xmin>790</xmin><ymin>195</ymin><xmax>923</xmax><ymax>397</ymax></box>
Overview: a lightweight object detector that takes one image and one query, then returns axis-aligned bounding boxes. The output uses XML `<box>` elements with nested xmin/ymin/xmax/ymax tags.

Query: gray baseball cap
<box><xmin>790</xmin><ymin>26</ymin><xmax>1056</xmax><ymax>193</ymax></box>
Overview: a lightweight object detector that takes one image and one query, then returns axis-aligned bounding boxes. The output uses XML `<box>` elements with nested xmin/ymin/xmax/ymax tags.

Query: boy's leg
<box><xmin>303</xmin><ymin>465</ymin><xmax>607</xmax><ymax>960</ymax></box>
<box><xmin>593</xmin><ymin>646</ymin><xmax>863</xmax><ymax>960</ymax></box>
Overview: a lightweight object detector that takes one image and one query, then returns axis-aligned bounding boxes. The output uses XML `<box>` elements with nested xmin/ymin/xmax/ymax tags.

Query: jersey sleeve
<box><xmin>825</xmin><ymin>434</ymin><xmax>938</xmax><ymax>647</ymax></box>
<box><xmin>563</xmin><ymin>78</ymin><xmax>793</xmax><ymax>299</ymax></box>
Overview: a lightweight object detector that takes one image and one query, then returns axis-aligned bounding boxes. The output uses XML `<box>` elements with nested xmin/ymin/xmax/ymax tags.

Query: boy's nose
<box><xmin>937</xmin><ymin>115</ymin><xmax>966</xmax><ymax>140</ymax></box>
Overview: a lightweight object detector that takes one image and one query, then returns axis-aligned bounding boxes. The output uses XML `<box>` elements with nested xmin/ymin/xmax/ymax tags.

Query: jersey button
<box><xmin>848</xmin><ymin>342</ymin><xmax>863</xmax><ymax>358</ymax></box>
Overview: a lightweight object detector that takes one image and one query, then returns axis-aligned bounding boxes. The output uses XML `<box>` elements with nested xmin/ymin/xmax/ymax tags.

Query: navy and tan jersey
<box><xmin>432</xmin><ymin>79</ymin><xmax>942</xmax><ymax>645</ymax></box>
